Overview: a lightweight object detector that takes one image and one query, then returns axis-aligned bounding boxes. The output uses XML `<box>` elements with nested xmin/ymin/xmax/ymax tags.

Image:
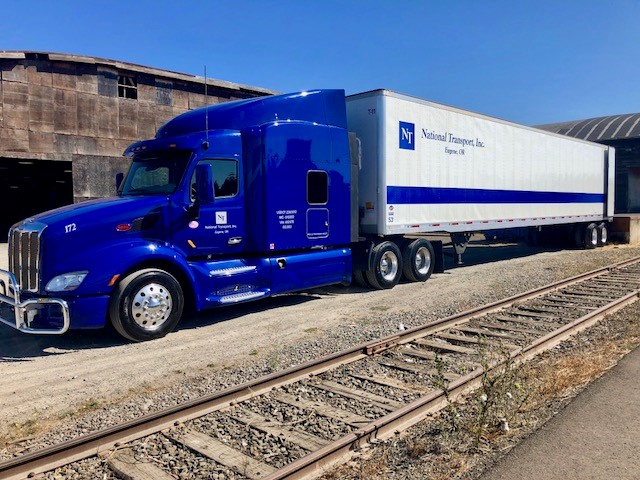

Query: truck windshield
<box><xmin>120</xmin><ymin>151</ymin><xmax>192</xmax><ymax>196</ymax></box>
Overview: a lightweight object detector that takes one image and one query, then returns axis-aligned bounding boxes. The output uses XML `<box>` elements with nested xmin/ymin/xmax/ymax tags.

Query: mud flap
<box><xmin>431</xmin><ymin>240</ymin><xmax>445</xmax><ymax>273</ymax></box>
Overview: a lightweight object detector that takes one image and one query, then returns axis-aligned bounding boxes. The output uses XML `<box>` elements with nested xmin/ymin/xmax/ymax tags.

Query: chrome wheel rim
<box><xmin>600</xmin><ymin>226</ymin><xmax>608</xmax><ymax>244</ymax></box>
<box><xmin>415</xmin><ymin>246</ymin><xmax>432</xmax><ymax>275</ymax></box>
<box><xmin>131</xmin><ymin>283</ymin><xmax>173</xmax><ymax>331</ymax></box>
<box><xmin>380</xmin><ymin>251</ymin><xmax>399</xmax><ymax>282</ymax></box>
<box><xmin>590</xmin><ymin>228</ymin><xmax>598</xmax><ymax>246</ymax></box>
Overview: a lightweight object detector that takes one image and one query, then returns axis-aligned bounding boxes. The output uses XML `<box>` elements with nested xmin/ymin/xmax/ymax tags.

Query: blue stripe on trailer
<box><xmin>387</xmin><ymin>186</ymin><xmax>605</xmax><ymax>205</ymax></box>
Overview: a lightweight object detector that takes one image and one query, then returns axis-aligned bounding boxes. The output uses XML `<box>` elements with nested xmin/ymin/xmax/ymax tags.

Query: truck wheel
<box><xmin>365</xmin><ymin>241</ymin><xmax>403</xmax><ymax>289</ymax></box>
<box><xmin>352</xmin><ymin>269</ymin><xmax>370</xmax><ymax>288</ymax></box>
<box><xmin>597</xmin><ymin>222</ymin><xmax>608</xmax><ymax>247</ymax></box>
<box><xmin>109</xmin><ymin>268</ymin><xmax>184</xmax><ymax>342</ymax></box>
<box><xmin>585</xmin><ymin>223</ymin><xmax>598</xmax><ymax>249</ymax></box>
<box><xmin>402</xmin><ymin>238</ymin><xmax>435</xmax><ymax>282</ymax></box>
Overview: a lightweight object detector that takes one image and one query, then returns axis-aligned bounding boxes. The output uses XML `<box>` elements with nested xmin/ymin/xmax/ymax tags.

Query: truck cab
<box><xmin>0</xmin><ymin>90</ymin><xmax>354</xmax><ymax>341</ymax></box>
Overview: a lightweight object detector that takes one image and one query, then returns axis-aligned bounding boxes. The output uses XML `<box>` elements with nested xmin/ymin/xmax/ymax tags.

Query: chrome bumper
<box><xmin>0</xmin><ymin>269</ymin><xmax>70</xmax><ymax>334</ymax></box>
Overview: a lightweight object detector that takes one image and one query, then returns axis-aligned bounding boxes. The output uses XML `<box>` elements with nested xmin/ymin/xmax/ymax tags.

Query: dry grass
<box><xmin>533</xmin><ymin>345</ymin><xmax>621</xmax><ymax>400</ymax></box>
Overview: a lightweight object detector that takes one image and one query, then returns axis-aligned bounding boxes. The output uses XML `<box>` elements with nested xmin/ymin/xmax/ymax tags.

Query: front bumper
<box><xmin>0</xmin><ymin>268</ymin><xmax>70</xmax><ymax>334</ymax></box>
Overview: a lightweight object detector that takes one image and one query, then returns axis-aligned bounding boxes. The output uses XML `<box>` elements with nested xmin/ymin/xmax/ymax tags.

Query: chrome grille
<box><xmin>8</xmin><ymin>222</ymin><xmax>45</xmax><ymax>292</ymax></box>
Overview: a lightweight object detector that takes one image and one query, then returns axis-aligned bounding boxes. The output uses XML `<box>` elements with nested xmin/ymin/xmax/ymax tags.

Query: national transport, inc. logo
<box><xmin>399</xmin><ymin>121</ymin><xmax>415</xmax><ymax>150</ymax></box>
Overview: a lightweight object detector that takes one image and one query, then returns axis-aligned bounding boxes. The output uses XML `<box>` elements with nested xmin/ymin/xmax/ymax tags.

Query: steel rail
<box><xmin>263</xmin><ymin>290</ymin><xmax>640</xmax><ymax>480</ymax></box>
<box><xmin>1</xmin><ymin>255</ymin><xmax>639</xmax><ymax>480</ymax></box>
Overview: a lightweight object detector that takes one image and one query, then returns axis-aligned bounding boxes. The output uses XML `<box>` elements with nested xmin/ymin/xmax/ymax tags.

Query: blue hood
<box><xmin>18</xmin><ymin>195</ymin><xmax>172</xmax><ymax>293</ymax></box>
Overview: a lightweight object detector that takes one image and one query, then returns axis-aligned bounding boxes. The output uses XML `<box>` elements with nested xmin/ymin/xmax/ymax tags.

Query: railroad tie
<box><xmin>412</xmin><ymin>338</ymin><xmax>476</xmax><ymax>355</ymax></box>
<box><xmin>106</xmin><ymin>448</ymin><xmax>175</xmax><ymax>480</ymax></box>
<box><xmin>436</xmin><ymin>331</ymin><xmax>520</xmax><ymax>351</ymax></box>
<box><xmin>377</xmin><ymin>357</ymin><xmax>460</xmax><ymax>381</ymax></box>
<box><xmin>164</xmin><ymin>429</ymin><xmax>276</xmax><ymax>480</ymax></box>
<box><xmin>349</xmin><ymin>372</ymin><xmax>433</xmax><ymax>394</ymax></box>
<box><xmin>314</xmin><ymin>380</ymin><xmax>404</xmax><ymax>411</ymax></box>
<box><xmin>271</xmin><ymin>391</ymin><xmax>370</xmax><ymax>427</ymax></box>
<box><xmin>228</xmin><ymin>408</ymin><xmax>329</xmax><ymax>451</ymax></box>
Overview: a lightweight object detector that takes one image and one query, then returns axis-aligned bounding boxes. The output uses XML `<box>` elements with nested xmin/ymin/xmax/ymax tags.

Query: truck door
<box><xmin>176</xmin><ymin>157</ymin><xmax>245</xmax><ymax>256</ymax></box>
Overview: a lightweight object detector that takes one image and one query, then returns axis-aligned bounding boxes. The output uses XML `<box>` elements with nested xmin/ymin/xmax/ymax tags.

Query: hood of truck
<box><xmin>25</xmin><ymin>196</ymin><xmax>168</xmax><ymax>236</ymax></box>
<box><xmin>12</xmin><ymin>196</ymin><xmax>172</xmax><ymax>293</ymax></box>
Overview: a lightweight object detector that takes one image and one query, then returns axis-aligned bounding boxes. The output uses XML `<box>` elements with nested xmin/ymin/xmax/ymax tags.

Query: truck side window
<box><xmin>191</xmin><ymin>159</ymin><xmax>238</xmax><ymax>200</ymax></box>
<box><xmin>307</xmin><ymin>170</ymin><xmax>328</xmax><ymax>205</ymax></box>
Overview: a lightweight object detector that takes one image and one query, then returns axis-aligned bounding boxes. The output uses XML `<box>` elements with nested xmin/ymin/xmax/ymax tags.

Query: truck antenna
<box><xmin>204</xmin><ymin>65</ymin><xmax>209</xmax><ymax>149</ymax></box>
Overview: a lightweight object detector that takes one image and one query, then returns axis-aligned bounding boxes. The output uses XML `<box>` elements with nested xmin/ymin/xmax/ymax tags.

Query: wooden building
<box><xmin>0</xmin><ymin>51</ymin><xmax>274</xmax><ymax>234</ymax></box>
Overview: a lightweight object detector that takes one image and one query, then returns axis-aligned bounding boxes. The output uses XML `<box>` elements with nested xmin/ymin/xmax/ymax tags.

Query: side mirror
<box><xmin>188</xmin><ymin>164</ymin><xmax>215</xmax><ymax>219</ymax></box>
<box><xmin>194</xmin><ymin>163</ymin><xmax>215</xmax><ymax>204</ymax></box>
<box><xmin>115</xmin><ymin>172</ymin><xmax>124</xmax><ymax>191</ymax></box>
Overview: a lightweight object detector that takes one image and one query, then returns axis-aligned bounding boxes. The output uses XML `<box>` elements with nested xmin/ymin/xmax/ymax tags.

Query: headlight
<box><xmin>45</xmin><ymin>271</ymin><xmax>88</xmax><ymax>292</ymax></box>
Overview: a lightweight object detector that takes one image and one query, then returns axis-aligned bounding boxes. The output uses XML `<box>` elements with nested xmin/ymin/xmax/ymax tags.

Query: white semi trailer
<box><xmin>346</xmin><ymin>90</ymin><xmax>614</xmax><ymax>267</ymax></box>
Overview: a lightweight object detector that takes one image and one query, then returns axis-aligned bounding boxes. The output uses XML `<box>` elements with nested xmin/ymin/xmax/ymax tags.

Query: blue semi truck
<box><xmin>0</xmin><ymin>89</ymin><xmax>614</xmax><ymax>341</ymax></box>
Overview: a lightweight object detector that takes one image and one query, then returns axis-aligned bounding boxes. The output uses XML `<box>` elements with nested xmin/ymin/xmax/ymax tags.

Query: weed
<box><xmin>369</xmin><ymin>305</ymin><xmax>390</xmax><ymax>312</ymax></box>
<box><xmin>433</xmin><ymin>354</ymin><xmax>460</xmax><ymax>433</ymax></box>
<box><xmin>435</xmin><ymin>339</ymin><xmax>535</xmax><ymax>451</ymax></box>
<box><xmin>57</xmin><ymin>398</ymin><xmax>101</xmax><ymax>420</ymax></box>
<box><xmin>269</xmin><ymin>351</ymin><xmax>281</xmax><ymax>371</ymax></box>
<box><xmin>466</xmin><ymin>342</ymin><xmax>533</xmax><ymax>449</ymax></box>
<box><xmin>12</xmin><ymin>416</ymin><xmax>39</xmax><ymax>438</ymax></box>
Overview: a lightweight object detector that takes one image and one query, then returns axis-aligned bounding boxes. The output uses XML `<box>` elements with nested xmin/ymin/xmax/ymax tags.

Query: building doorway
<box><xmin>0</xmin><ymin>158</ymin><xmax>73</xmax><ymax>238</ymax></box>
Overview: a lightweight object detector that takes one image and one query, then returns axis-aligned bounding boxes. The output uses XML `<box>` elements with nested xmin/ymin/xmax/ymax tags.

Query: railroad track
<box><xmin>3</xmin><ymin>256</ymin><xmax>640</xmax><ymax>480</ymax></box>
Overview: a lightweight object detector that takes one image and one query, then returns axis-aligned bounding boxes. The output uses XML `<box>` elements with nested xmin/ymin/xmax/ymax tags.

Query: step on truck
<box><xmin>0</xmin><ymin>89</ymin><xmax>615</xmax><ymax>341</ymax></box>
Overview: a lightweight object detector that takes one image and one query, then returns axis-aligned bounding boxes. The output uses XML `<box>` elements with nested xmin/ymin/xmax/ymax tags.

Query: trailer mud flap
<box><xmin>431</xmin><ymin>240</ymin><xmax>445</xmax><ymax>273</ymax></box>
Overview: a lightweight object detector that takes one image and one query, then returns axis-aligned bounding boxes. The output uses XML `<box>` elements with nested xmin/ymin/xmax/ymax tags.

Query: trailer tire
<box><xmin>402</xmin><ymin>238</ymin><xmax>435</xmax><ymax>282</ymax></box>
<box><xmin>585</xmin><ymin>223</ymin><xmax>598</xmax><ymax>249</ymax></box>
<box><xmin>597</xmin><ymin>223</ymin><xmax>608</xmax><ymax>247</ymax></box>
<box><xmin>109</xmin><ymin>268</ymin><xmax>184</xmax><ymax>342</ymax></box>
<box><xmin>365</xmin><ymin>241</ymin><xmax>403</xmax><ymax>290</ymax></box>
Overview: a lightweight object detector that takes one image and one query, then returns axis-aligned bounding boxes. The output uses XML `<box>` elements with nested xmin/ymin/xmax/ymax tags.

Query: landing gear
<box><xmin>450</xmin><ymin>232</ymin><xmax>472</xmax><ymax>265</ymax></box>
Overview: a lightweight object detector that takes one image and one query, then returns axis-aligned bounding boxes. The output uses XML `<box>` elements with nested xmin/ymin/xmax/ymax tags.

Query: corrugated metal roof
<box><xmin>537</xmin><ymin>113</ymin><xmax>640</xmax><ymax>142</ymax></box>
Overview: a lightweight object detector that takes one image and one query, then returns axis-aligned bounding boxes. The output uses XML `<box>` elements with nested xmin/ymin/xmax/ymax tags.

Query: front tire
<box><xmin>109</xmin><ymin>268</ymin><xmax>184</xmax><ymax>342</ymax></box>
<box><xmin>365</xmin><ymin>241</ymin><xmax>403</xmax><ymax>290</ymax></box>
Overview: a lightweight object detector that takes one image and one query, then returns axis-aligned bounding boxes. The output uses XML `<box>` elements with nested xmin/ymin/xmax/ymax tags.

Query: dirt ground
<box><xmin>1</xmin><ymin>239</ymin><xmax>639</xmax><ymax>446</ymax></box>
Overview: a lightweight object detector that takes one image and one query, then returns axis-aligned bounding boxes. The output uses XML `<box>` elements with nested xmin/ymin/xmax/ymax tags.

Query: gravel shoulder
<box><xmin>2</xmin><ymin>239</ymin><xmax>640</xmax><ymax>459</ymax></box>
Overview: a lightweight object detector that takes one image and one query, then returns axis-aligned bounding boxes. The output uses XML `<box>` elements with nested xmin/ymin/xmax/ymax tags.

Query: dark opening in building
<box><xmin>0</xmin><ymin>159</ymin><xmax>73</xmax><ymax>237</ymax></box>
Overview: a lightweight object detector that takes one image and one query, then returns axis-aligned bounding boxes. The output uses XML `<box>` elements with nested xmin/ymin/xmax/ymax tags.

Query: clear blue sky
<box><xmin>2</xmin><ymin>0</ymin><xmax>638</xmax><ymax>125</ymax></box>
